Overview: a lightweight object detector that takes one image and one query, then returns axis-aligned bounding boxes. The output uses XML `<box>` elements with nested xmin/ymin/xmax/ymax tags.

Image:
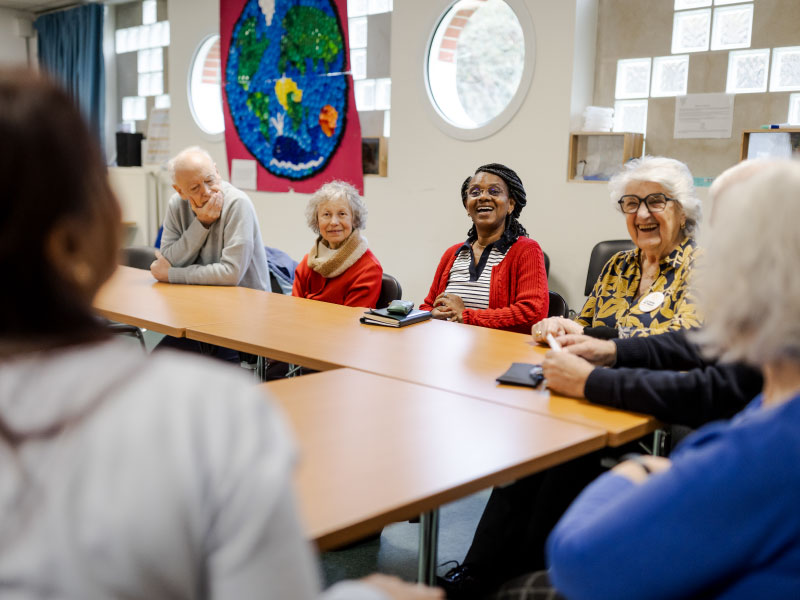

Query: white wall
<box><xmin>168</xmin><ymin>0</ymin><xmax>632</xmax><ymax>310</ymax></box>
<box><xmin>0</xmin><ymin>8</ymin><xmax>34</xmax><ymax>66</ymax></box>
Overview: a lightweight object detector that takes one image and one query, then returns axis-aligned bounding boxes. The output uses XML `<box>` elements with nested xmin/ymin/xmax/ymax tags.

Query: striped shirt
<box><xmin>444</xmin><ymin>240</ymin><xmax>510</xmax><ymax>310</ymax></box>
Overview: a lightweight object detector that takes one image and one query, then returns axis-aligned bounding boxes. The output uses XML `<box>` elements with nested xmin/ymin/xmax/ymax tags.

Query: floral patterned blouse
<box><xmin>576</xmin><ymin>236</ymin><xmax>702</xmax><ymax>337</ymax></box>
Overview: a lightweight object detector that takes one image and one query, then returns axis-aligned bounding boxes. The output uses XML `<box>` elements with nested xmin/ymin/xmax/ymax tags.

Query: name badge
<box><xmin>638</xmin><ymin>291</ymin><xmax>665</xmax><ymax>312</ymax></box>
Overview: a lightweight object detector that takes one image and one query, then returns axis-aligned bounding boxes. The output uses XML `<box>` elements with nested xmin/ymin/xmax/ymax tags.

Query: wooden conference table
<box><xmin>265</xmin><ymin>368</ymin><xmax>606</xmax><ymax>582</ymax></box>
<box><xmin>94</xmin><ymin>267</ymin><xmax>658</xmax><ymax>579</ymax></box>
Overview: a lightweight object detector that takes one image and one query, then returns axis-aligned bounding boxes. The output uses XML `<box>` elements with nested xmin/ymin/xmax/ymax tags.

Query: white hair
<box><xmin>692</xmin><ymin>160</ymin><xmax>800</xmax><ymax>366</ymax></box>
<box><xmin>305</xmin><ymin>180</ymin><xmax>367</xmax><ymax>233</ymax></box>
<box><xmin>167</xmin><ymin>146</ymin><xmax>215</xmax><ymax>184</ymax></box>
<box><xmin>608</xmin><ymin>156</ymin><xmax>701</xmax><ymax>234</ymax></box>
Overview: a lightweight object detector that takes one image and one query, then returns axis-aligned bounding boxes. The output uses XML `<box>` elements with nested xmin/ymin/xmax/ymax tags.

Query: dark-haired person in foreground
<box><xmin>420</xmin><ymin>163</ymin><xmax>548</xmax><ymax>333</ymax></box>
<box><xmin>543</xmin><ymin>161</ymin><xmax>800</xmax><ymax>600</ymax></box>
<box><xmin>0</xmin><ymin>68</ymin><xmax>440</xmax><ymax>600</ymax></box>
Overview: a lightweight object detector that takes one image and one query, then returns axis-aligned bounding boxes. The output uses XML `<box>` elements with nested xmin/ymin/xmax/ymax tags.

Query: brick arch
<box><xmin>436</xmin><ymin>0</ymin><xmax>488</xmax><ymax>63</ymax></box>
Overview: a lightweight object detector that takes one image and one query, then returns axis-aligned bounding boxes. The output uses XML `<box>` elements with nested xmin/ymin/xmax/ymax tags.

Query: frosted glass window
<box><xmin>115</xmin><ymin>28</ymin><xmax>130</xmax><ymax>54</ymax></box>
<box><xmin>727</xmin><ymin>48</ymin><xmax>770</xmax><ymax>93</ymax></box>
<box><xmin>122</xmin><ymin>96</ymin><xmax>146</xmax><ymax>121</ymax></box>
<box><xmin>355</xmin><ymin>79</ymin><xmax>376</xmax><ymax>111</ymax></box>
<box><xmin>615</xmin><ymin>58</ymin><xmax>651</xmax><ymax>99</ymax></box>
<box><xmin>350</xmin><ymin>48</ymin><xmax>367</xmax><ymax>80</ymax></box>
<box><xmin>137</xmin><ymin>48</ymin><xmax>163</xmax><ymax>73</ymax></box>
<box><xmin>770</xmin><ymin>46</ymin><xmax>800</xmax><ymax>92</ymax></box>
<box><xmin>138</xmin><ymin>72</ymin><xmax>163</xmax><ymax>96</ymax></box>
<box><xmin>714</xmin><ymin>0</ymin><xmax>751</xmax><ymax>5</ymax></box>
<box><xmin>368</xmin><ymin>0</ymin><xmax>390</xmax><ymax>14</ymax></box>
<box><xmin>348</xmin><ymin>0</ymin><xmax>368</xmax><ymax>18</ymax></box>
<box><xmin>349</xmin><ymin>17</ymin><xmax>367</xmax><ymax>49</ymax></box>
<box><xmin>675</xmin><ymin>0</ymin><xmax>711</xmax><ymax>8</ymax></box>
<box><xmin>613</xmin><ymin>100</ymin><xmax>648</xmax><ymax>134</ymax></box>
<box><xmin>426</xmin><ymin>0</ymin><xmax>527</xmax><ymax>130</ymax></box>
<box><xmin>153</xmin><ymin>21</ymin><xmax>170</xmax><ymax>47</ymax></box>
<box><xmin>383</xmin><ymin>110</ymin><xmax>390</xmax><ymax>137</ymax></box>
<box><xmin>188</xmin><ymin>35</ymin><xmax>224</xmax><ymax>135</ymax></box>
<box><xmin>787</xmin><ymin>93</ymin><xmax>800</xmax><ymax>125</ymax></box>
<box><xmin>651</xmin><ymin>55</ymin><xmax>689</xmax><ymax>97</ymax></box>
<box><xmin>711</xmin><ymin>4</ymin><xmax>753</xmax><ymax>51</ymax></box>
<box><xmin>672</xmin><ymin>9</ymin><xmax>711</xmax><ymax>53</ymax></box>
<box><xmin>142</xmin><ymin>0</ymin><xmax>157</xmax><ymax>25</ymax></box>
<box><xmin>155</xmin><ymin>94</ymin><xmax>170</xmax><ymax>109</ymax></box>
<box><xmin>375</xmin><ymin>77</ymin><xmax>391</xmax><ymax>110</ymax></box>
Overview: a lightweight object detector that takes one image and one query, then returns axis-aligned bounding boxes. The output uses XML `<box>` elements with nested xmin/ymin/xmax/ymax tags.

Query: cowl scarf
<box><xmin>306</xmin><ymin>230</ymin><xmax>368</xmax><ymax>278</ymax></box>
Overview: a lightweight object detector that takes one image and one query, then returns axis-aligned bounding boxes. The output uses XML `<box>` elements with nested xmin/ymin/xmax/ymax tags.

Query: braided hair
<box><xmin>461</xmin><ymin>163</ymin><xmax>529</xmax><ymax>244</ymax></box>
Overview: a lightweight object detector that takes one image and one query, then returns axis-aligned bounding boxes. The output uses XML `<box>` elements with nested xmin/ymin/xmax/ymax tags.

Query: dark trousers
<box><xmin>463</xmin><ymin>449</ymin><xmax>610</xmax><ymax>587</ymax></box>
<box><xmin>154</xmin><ymin>335</ymin><xmax>241</xmax><ymax>364</ymax></box>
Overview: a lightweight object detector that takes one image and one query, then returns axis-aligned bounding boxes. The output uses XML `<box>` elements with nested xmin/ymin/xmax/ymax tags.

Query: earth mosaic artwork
<box><xmin>225</xmin><ymin>0</ymin><xmax>349</xmax><ymax>180</ymax></box>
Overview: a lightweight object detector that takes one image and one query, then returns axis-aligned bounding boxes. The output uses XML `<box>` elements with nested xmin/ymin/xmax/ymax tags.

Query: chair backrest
<box><xmin>584</xmin><ymin>239</ymin><xmax>636</xmax><ymax>296</ymax></box>
<box><xmin>376</xmin><ymin>273</ymin><xmax>402</xmax><ymax>309</ymax></box>
<box><xmin>120</xmin><ymin>246</ymin><xmax>157</xmax><ymax>270</ymax></box>
<box><xmin>542</xmin><ymin>251</ymin><xmax>550</xmax><ymax>277</ymax></box>
<box><xmin>547</xmin><ymin>290</ymin><xmax>569</xmax><ymax>318</ymax></box>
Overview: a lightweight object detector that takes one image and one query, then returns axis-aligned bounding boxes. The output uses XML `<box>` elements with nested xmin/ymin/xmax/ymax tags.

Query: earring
<box><xmin>680</xmin><ymin>222</ymin><xmax>686</xmax><ymax>230</ymax></box>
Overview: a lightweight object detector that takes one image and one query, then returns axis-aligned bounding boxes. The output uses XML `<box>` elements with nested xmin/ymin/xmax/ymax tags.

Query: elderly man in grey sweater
<box><xmin>150</xmin><ymin>146</ymin><xmax>269</xmax><ymax>290</ymax></box>
<box><xmin>151</xmin><ymin>147</ymin><xmax>269</xmax><ymax>361</ymax></box>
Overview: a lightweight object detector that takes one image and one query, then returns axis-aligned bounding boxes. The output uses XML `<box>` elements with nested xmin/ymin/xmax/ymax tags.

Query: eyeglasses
<box><xmin>618</xmin><ymin>193</ymin><xmax>676</xmax><ymax>214</ymax></box>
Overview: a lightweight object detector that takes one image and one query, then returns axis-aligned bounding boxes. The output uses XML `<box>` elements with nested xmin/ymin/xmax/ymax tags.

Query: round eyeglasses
<box><xmin>618</xmin><ymin>193</ymin><xmax>676</xmax><ymax>214</ymax></box>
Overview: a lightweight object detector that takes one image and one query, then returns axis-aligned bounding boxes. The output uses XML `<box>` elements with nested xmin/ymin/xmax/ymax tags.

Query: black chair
<box><xmin>547</xmin><ymin>290</ymin><xmax>569</xmax><ymax>318</ymax></box>
<box><xmin>376</xmin><ymin>273</ymin><xmax>402</xmax><ymax>309</ymax></box>
<box><xmin>120</xmin><ymin>245</ymin><xmax>157</xmax><ymax>270</ymax></box>
<box><xmin>543</xmin><ymin>251</ymin><xmax>550</xmax><ymax>277</ymax></box>
<box><xmin>584</xmin><ymin>239</ymin><xmax>635</xmax><ymax>296</ymax></box>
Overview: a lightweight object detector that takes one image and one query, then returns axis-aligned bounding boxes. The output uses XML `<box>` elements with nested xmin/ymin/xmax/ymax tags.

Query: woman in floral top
<box><xmin>534</xmin><ymin>156</ymin><xmax>702</xmax><ymax>341</ymax></box>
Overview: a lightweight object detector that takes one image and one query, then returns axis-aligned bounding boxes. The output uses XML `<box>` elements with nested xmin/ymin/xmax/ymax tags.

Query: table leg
<box><xmin>417</xmin><ymin>509</ymin><xmax>440</xmax><ymax>585</ymax></box>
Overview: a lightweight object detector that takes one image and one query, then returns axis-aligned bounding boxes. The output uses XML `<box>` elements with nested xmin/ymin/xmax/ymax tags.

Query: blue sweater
<box><xmin>547</xmin><ymin>392</ymin><xmax>800</xmax><ymax>599</ymax></box>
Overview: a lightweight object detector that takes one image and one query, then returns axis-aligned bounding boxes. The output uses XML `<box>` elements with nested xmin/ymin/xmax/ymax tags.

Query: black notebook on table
<box><xmin>360</xmin><ymin>308</ymin><xmax>432</xmax><ymax>328</ymax></box>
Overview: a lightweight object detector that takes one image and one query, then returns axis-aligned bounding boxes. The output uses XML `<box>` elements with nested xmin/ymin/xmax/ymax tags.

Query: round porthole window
<box><xmin>425</xmin><ymin>0</ymin><xmax>534</xmax><ymax>140</ymax></box>
<box><xmin>188</xmin><ymin>34</ymin><xmax>225</xmax><ymax>136</ymax></box>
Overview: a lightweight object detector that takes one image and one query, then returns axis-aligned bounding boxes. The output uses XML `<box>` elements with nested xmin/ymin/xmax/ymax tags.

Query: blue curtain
<box><xmin>35</xmin><ymin>3</ymin><xmax>105</xmax><ymax>141</ymax></box>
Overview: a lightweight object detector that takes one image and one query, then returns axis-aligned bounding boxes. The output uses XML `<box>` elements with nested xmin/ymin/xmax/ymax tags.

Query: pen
<box><xmin>546</xmin><ymin>333</ymin><xmax>562</xmax><ymax>352</ymax></box>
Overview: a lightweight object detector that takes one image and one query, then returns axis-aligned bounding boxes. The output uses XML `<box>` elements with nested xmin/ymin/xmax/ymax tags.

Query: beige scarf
<box><xmin>307</xmin><ymin>230</ymin><xmax>368</xmax><ymax>278</ymax></box>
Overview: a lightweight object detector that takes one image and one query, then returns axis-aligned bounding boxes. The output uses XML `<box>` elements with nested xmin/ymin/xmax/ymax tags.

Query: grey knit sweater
<box><xmin>160</xmin><ymin>181</ymin><xmax>269</xmax><ymax>290</ymax></box>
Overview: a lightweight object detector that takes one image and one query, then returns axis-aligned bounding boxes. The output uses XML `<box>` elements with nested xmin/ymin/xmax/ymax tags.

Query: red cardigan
<box><xmin>420</xmin><ymin>237</ymin><xmax>549</xmax><ymax>334</ymax></box>
<box><xmin>292</xmin><ymin>249</ymin><xmax>383</xmax><ymax>308</ymax></box>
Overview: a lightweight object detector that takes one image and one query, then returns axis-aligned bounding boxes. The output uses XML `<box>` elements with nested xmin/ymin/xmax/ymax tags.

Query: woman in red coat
<box><xmin>420</xmin><ymin>163</ymin><xmax>548</xmax><ymax>334</ymax></box>
<box><xmin>293</xmin><ymin>181</ymin><xmax>383</xmax><ymax>308</ymax></box>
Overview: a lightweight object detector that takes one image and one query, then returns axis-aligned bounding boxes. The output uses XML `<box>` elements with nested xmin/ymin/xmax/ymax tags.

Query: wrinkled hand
<box><xmin>612</xmin><ymin>455</ymin><xmax>672</xmax><ymax>484</ymax></box>
<box><xmin>150</xmin><ymin>250</ymin><xmax>171</xmax><ymax>282</ymax></box>
<box><xmin>531</xmin><ymin>317</ymin><xmax>583</xmax><ymax>344</ymax></box>
<box><xmin>191</xmin><ymin>190</ymin><xmax>223</xmax><ymax>227</ymax></box>
<box><xmin>558</xmin><ymin>334</ymin><xmax>617</xmax><ymax>366</ymax></box>
<box><xmin>541</xmin><ymin>350</ymin><xmax>595</xmax><ymax>398</ymax></box>
<box><xmin>361</xmin><ymin>574</ymin><xmax>444</xmax><ymax>599</ymax></box>
<box><xmin>432</xmin><ymin>292</ymin><xmax>465</xmax><ymax>323</ymax></box>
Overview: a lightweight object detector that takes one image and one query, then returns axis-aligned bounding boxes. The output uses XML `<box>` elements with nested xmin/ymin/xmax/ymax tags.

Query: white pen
<box><xmin>546</xmin><ymin>332</ymin><xmax>562</xmax><ymax>352</ymax></box>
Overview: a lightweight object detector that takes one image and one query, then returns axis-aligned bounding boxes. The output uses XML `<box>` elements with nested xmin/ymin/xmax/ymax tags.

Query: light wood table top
<box><xmin>93</xmin><ymin>265</ymin><xmax>275</xmax><ymax>337</ymax></box>
<box><xmin>264</xmin><ymin>369</ymin><xmax>606</xmax><ymax>551</ymax></box>
<box><xmin>188</xmin><ymin>304</ymin><xmax>657</xmax><ymax>446</ymax></box>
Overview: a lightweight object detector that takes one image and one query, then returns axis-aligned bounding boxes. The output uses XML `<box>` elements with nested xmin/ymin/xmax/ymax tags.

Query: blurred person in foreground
<box><xmin>0</xmin><ymin>68</ymin><xmax>439</xmax><ymax>600</ymax></box>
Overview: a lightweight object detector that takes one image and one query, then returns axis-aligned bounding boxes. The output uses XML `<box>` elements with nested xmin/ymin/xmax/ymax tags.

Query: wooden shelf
<box><xmin>740</xmin><ymin>128</ymin><xmax>800</xmax><ymax>161</ymax></box>
<box><xmin>568</xmin><ymin>132</ymin><xmax>644</xmax><ymax>183</ymax></box>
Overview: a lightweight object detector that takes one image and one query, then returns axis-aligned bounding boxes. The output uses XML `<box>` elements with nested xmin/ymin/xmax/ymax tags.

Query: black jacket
<box><xmin>584</xmin><ymin>330</ymin><xmax>763</xmax><ymax>428</ymax></box>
